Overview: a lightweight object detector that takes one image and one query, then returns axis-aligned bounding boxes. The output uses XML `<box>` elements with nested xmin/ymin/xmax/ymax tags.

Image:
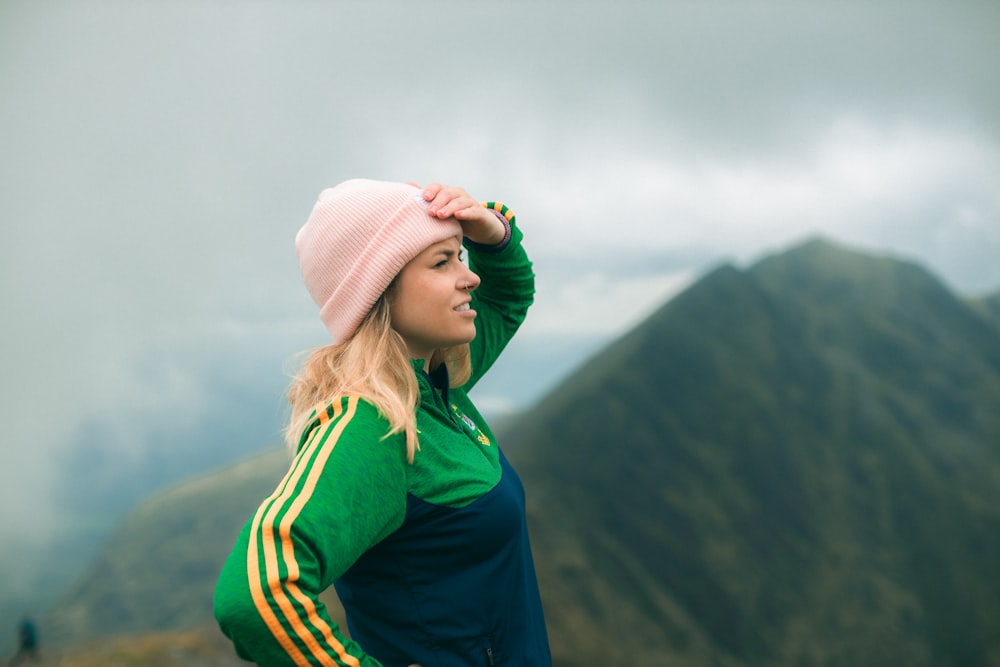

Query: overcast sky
<box><xmin>2</xmin><ymin>0</ymin><xmax>999</xmax><ymax>605</ymax></box>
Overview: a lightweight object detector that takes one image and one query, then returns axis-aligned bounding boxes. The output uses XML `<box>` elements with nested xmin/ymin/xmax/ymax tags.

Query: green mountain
<box><xmin>508</xmin><ymin>236</ymin><xmax>1000</xmax><ymax>666</ymax></box>
<box><xmin>38</xmin><ymin>446</ymin><xmax>354</xmax><ymax>655</ymax></box>
<box><xmin>39</xmin><ymin>237</ymin><xmax>1000</xmax><ymax>667</ymax></box>
<box><xmin>969</xmin><ymin>289</ymin><xmax>1000</xmax><ymax>328</ymax></box>
<box><xmin>39</xmin><ymin>447</ymin><xmax>295</xmax><ymax>645</ymax></box>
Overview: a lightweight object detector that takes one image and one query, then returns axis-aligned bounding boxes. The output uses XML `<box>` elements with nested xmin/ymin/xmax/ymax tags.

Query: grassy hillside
<box><xmin>1</xmin><ymin>623</ymin><xmax>243</xmax><ymax>667</ymax></box>
<box><xmin>40</xmin><ymin>446</ymin><xmax>354</xmax><ymax>655</ymax></box>
<box><xmin>508</xmin><ymin>237</ymin><xmax>1000</xmax><ymax>666</ymax></box>
<box><xmin>38</xmin><ymin>237</ymin><xmax>1000</xmax><ymax>666</ymax></box>
<box><xmin>969</xmin><ymin>289</ymin><xmax>1000</xmax><ymax>327</ymax></box>
<box><xmin>41</xmin><ymin>447</ymin><xmax>290</xmax><ymax>644</ymax></box>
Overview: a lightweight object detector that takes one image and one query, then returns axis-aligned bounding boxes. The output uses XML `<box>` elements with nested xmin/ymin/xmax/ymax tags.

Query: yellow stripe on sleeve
<box><xmin>247</xmin><ymin>397</ymin><xmax>363</xmax><ymax>667</ymax></box>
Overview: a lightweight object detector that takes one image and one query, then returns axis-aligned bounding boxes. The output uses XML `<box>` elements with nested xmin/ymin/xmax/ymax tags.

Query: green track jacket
<box><xmin>214</xmin><ymin>208</ymin><xmax>550</xmax><ymax>666</ymax></box>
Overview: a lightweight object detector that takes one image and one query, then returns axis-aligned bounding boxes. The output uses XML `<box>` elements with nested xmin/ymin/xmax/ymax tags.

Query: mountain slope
<box><xmin>41</xmin><ymin>447</ymin><xmax>295</xmax><ymax>644</ymax></box>
<box><xmin>970</xmin><ymin>289</ymin><xmax>1000</xmax><ymax>328</ymax></box>
<box><xmin>41</xmin><ymin>237</ymin><xmax>1000</xmax><ymax>667</ymax></box>
<box><xmin>506</xmin><ymin>237</ymin><xmax>1000</xmax><ymax>666</ymax></box>
<box><xmin>41</xmin><ymin>448</ymin><xmax>356</xmax><ymax>652</ymax></box>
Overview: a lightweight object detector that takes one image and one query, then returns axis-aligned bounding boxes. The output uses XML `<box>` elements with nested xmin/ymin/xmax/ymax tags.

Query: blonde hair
<box><xmin>285</xmin><ymin>290</ymin><xmax>472</xmax><ymax>463</ymax></box>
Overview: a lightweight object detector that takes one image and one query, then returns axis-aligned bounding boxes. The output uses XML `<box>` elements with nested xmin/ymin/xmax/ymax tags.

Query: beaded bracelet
<box><xmin>466</xmin><ymin>201</ymin><xmax>512</xmax><ymax>252</ymax></box>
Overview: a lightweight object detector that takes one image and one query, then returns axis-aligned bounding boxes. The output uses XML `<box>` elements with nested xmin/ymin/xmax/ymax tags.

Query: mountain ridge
<box><xmin>506</xmin><ymin>235</ymin><xmax>1000</xmax><ymax>665</ymax></box>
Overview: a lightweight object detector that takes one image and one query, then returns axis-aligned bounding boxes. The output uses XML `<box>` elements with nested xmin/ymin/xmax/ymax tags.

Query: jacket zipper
<box><xmin>419</xmin><ymin>372</ymin><xmax>462</xmax><ymax>429</ymax></box>
<box><xmin>486</xmin><ymin>646</ymin><xmax>495</xmax><ymax>666</ymax></box>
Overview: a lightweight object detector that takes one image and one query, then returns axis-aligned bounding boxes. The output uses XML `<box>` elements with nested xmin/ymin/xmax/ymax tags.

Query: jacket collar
<box><xmin>412</xmin><ymin>357</ymin><xmax>452</xmax><ymax>407</ymax></box>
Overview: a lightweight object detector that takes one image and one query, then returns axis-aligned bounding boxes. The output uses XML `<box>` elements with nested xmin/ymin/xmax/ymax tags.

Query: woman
<box><xmin>214</xmin><ymin>179</ymin><xmax>551</xmax><ymax>667</ymax></box>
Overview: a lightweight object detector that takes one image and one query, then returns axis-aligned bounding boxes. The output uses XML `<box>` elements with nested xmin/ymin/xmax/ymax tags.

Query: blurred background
<box><xmin>2</xmin><ymin>1</ymin><xmax>999</xmax><ymax>665</ymax></box>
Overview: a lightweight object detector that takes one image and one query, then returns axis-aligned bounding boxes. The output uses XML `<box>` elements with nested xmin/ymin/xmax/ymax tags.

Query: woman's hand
<box><xmin>416</xmin><ymin>182</ymin><xmax>507</xmax><ymax>246</ymax></box>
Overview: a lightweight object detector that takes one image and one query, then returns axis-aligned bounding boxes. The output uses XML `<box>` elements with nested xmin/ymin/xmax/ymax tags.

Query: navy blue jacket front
<box><xmin>335</xmin><ymin>449</ymin><xmax>550</xmax><ymax>667</ymax></box>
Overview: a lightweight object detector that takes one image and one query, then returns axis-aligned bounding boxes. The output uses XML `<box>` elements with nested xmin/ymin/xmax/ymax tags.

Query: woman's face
<box><xmin>389</xmin><ymin>235</ymin><xmax>481</xmax><ymax>362</ymax></box>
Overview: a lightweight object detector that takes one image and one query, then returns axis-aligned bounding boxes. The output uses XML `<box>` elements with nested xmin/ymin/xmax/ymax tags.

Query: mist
<box><xmin>1</xmin><ymin>0</ymin><xmax>998</xmax><ymax>617</ymax></box>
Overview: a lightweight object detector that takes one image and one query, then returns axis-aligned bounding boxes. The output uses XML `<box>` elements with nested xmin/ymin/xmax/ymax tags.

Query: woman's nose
<box><xmin>461</xmin><ymin>269</ymin><xmax>481</xmax><ymax>291</ymax></box>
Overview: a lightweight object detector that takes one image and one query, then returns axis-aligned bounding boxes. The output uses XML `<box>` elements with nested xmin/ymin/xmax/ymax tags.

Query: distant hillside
<box><xmin>969</xmin><ymin>289</ymin><xmax>1000</xmax><ymax>328</ymax></box>
<box><xmin>40</xmin><ymin>447</ymin><xmax>294</xmax><ymax>645</ymax></box>
<box><xmin>2</xmin><ymin>623</ymin><xmax>244</xmax><ymax>667</ymax></box>
<box><xmin>39</xmin><ymin>447</ymin><xmax>354</xmax><ymax>653</ymax></box>
<box><xmin>40</xmin><ymin>237</ymin><xmax>1000</xmax><ymax>667</ymax></box>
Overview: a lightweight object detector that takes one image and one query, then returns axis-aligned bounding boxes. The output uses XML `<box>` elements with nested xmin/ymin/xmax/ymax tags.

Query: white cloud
<box><xmin>482</xmin><ymin>114</ymin><xmax>1000</xmax><ymax>293</ymax></box>
<box><xmin>525</xmin><ymin>270</ymin><xmax>696</xmax><ymax>338</ymax></box>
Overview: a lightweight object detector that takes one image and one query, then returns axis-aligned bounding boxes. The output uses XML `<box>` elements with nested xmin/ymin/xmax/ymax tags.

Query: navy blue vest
<box><xmin>335</xmin><ymin>450</ymin><xmax>551</xmax><ymax>667</ymax></box>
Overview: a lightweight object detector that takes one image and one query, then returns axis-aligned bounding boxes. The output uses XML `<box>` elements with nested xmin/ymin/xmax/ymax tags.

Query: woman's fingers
<box><xmin>424</xmin><ymin>185</ymin><xmax>475</xmax><ymax>218</ymax></box>
<box><xmin>416</xmin><ymin>182</ymin><xmax>504</xmax><ymax>243</ymax></box>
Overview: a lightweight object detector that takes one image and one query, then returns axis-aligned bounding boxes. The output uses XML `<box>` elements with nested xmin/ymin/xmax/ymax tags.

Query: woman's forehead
<box><xmin>421</xmin><ymin>234</ymin><xmax>463</xmax><ymax>254</ymax></box>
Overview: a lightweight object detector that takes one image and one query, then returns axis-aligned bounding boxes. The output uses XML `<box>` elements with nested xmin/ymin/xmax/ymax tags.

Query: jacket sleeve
<box><xmin>463</xmin><ymin>207</ymin><xmax>535</xmax><ymax>389</ymax></box>
<box><xmin>213</xmin><ymin>396</ymin><xmax>407</xmax><ymax>666</ymax></box>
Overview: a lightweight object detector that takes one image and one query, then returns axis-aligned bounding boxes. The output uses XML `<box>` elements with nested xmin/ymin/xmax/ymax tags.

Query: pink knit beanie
<box><xmin>295</xmin><ymin>179</ymin><xmax>463</xmax><ymax>344</ymax></box>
